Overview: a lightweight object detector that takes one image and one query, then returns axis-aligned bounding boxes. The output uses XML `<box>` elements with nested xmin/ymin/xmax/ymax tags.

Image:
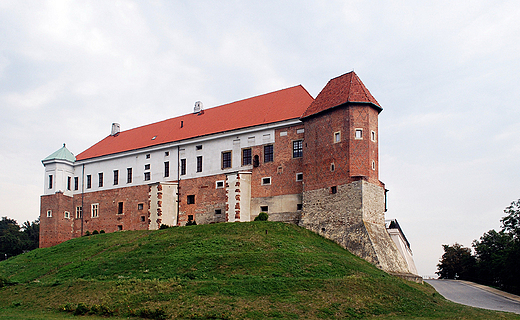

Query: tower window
<box><xmin>48</xmin><ymin>175</ymin><xmax>53</xmax><ymax>189</ymax></box>
<box><xmin>372</xmin><ymin>160</ymin><xmax>376</xmax><ymax>170</ymax></box>
<box><xmin>216</xmin><ymin>180</ymin><xmax>224</xmax><ymax>189</ymax></box>
<box><xmin>46</xmin><ymin>210</ymin><xmax>52</xmax><ymax>218</ymax></box>
<box><xmin>262</xmin><ymin>177</ymin><xmax>271</xmax><ymax>185</ymax></box>
<box><xmin>187</xmin><ymin>195</ymin><xmax>195</xmax><ymax>204</ymax></box>
<box><xmin>67</xmin><ymin>177</ymin><xmax>71</xmax><ymax>191</ymax></box>
<box><xmin>64</xmin><ymin>211</ymin><xmax>70</xmax><ymax>219</ymax></box>
<box><xmin>371</xmin><ymin>131</ymin><xmax>376</xmax><ymax>142</ymax></box>
<box><xmin>355</xmin><ymin>129</ymin><xmax>363</xmax><ymax>139</ymax></box>
<box><xmin>330</xmin><ymin>186</ymin><xmax>337</xmax><ymax>194</ymax></box>
<box><xmin>334</xmin><ymin>131</ymin><xmax>341</xmax><ymax>143</ymax></box>
<box><xmin>296</xmin><ymin>173</ymin><xmax>303</xmax><ymax>181</ymax></box>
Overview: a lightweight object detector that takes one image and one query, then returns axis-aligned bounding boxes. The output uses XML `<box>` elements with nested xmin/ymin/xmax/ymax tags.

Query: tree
<box><xmin>0</xmin><ymin>217</ymin><xmax>24</xmax><ymax>258</ymax></box>
<box><xmin>473</xmin><ymin>229</ymin><xmax>511</xmax><ymax>287</ymax></box>
<box><xmin>436</xmin><ymin>243</ymin><xmax>476</xmax><ymax>280</ymax></box>
<box><xmin>500</xmin><ymin>199</ymin><xmax>520</xmax><ymax>240</ymax></box>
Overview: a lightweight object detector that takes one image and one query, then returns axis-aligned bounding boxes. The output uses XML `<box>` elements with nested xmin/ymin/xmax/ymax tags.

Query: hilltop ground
<box><xmin>1</xmin><ymin>221</ymin><xmax>519</xmax><ymax>319</ymax></box>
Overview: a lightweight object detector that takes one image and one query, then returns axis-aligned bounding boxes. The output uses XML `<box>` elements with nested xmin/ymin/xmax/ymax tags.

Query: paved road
<box><xmin>426</xmin><ymin>279</ymin><xmax>520</xmax><ymax>314</ymax></box>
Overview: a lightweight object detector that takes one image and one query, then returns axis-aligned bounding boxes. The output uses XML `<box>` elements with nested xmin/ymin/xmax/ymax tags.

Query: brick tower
<box><xmin>299</xmin><ymin>72</ymin><xmax>411</xmax><ymax>274</ymax></box>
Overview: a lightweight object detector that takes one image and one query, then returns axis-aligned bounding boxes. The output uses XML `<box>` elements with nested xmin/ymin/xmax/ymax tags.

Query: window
<box><xmin>117</xmin><ymin>225</ymin><xmax>123</xmax><ymax>231</ymax></box>
<box><xmin>372</xmin><ymin>160</ymin><xmax>376</xmax><ymax>170</ymax></box>
<box><xmin>253</xmin><ymin>155</ymin><xmax>260</xmax><ymax>167</ymax></box>
<box><xmin>330</xmin><ymin>186</ymin><xmax>337</xmax><ymax>194</ymax></box>
<box><xmin>48</xmin><ymin>175</ymin><xmax>53</xmax><ymax>189</ymax></box>
<box><xmin>262</xmin><ymin>177</ymin><xmax>271</xmax><ymax>185</ymax></box>
<box><xmin>187</xmin><ymin>195</ymin><xmax>195</xmax><ymax>204</ymax></box>
<box><xmin>138</xmin><ymin>203</ymin><xmax>144</xmax><ymax>210</ymax></box>
<box><xmin>113</xmin><ymin>170</ymin><xmax>119</xmax><ymax>185</ymax></box>
<box><xmin>64</xmin><ymin>211</ymin><xmax>70</xmax><ymax>219</ymax></box>
<box><xmin>264</xmin><ymin>145</ymin><xmax>273</xmax><ymax>162</ymax></box>
<box><xmin>196</xmin><ymin>145</ymin><xmax>202</xmax><ymax>150</ymax></box>
<box><xmin>293</xmin><ymin>140</ymin><xmax>303</xmax><ymax>158</ymax></box>
<box><xmin>242</xmin><ymin>148</ymin><xmax>252</xmax><ymax>166</ymax></box>
<box><xmin>74</xmin><ymin>177</ymin><xmax>79</xmax><ymax>191</ymax></box>
<box><xmin>180</xmin><ymin>159</ymin><xmax>186</xmax><ymax>175</ymax></box>
<box><xmin>355</xmin><ymin>129</ymin><xmax>363</xmax><ymax>139</ymax></box>
<box><xmin>296</xmin><ymin>173</ymin><xmax>303</xmax><ymax>181</ymax></box>
<box><xmin>280</xmin><ymin>131</ymin><xmax>287</xmax><ymax>136</ymax></box>
<box><xmin>335</xmin><ymin>132</ymin><xmax>341</xmax><ymax>143</ymax></box>
<box><xmin>296</xmin><ymin>128</ymin><xmax>305</xmax><ymax>134</ymax></box>
<box><xmin>144</xmin><ymin>164</ymin><xmax>150</xmax><ymax>170</ymax></box>
<box><xmin>98</xmin><ymin>172</ymin><xmax>103</xmax><ymax>187</ymax></box>
<box><xmin>222</xmin><ymin>151</ymin><xmax>232</xmax><ymax>169</ymax></box>
<box><xmin>118</xmin><ymin>202</ymin><xmax>124</xmax><ymax>214</ymax></box>
<box><xmin>46</xmin><ymin>210</ymin><xmax>52</xmax><ymax>218</ymax></box>
<box><xmin>165</xmin><ymin>151</ymin><xmax>169</xmax><ymax>156</ymax></box>
<box><xmin>196</xmin><ymin>156</ymin><xmax>203</xmax><ymax>172</ymax></box>
<box><xmin>146</xmin><ymin>154</ymin><xmax>150</xmax><ymax>159</ymax></box>
<box><xmin>371</xmin><ymin>131</ymin><xmax>376</xmax><ymax>142</ymax></box>
<box><xmin>86</xmin><ymin>175</ymin><xmax>92</xmax><ymax>189</ymax></box>
<box><xmin>216</xmin><ymin>180</ymin><xmax>224</xmax><ymax>189</ymax></box>
<box><xmin>144</xmin><ymin>172</ymin><xmax>151</xmax><ymax>181</ymax></box>
<box><xmin>215</xmin><ymin>209</ymin><xmax>222</xmax><ymax>215</ymax></box>
<box><xmin>260</xmin><ymin>206</ymin><xmax>268</xmax><ymax>212</ymax></box>
<box><xmin>141</xmin><ymin>216</ymin><xmax>146</xmax><ymax>222</ymax></box>
<box><xmin>188</xmin><ymin>215</ymin><xmax>194</xmax><ymax>221</ymax></box>
<box><xmin>330</xmin><ymin>163</ymin><xmax>335</xmax><ymax>172</ymax></box>
<box><xmin>164</xmin><ymin>161</ymin><xmax>170</xmax><ymax>177</ymax></box>
<box><xmin>297</xmin><ymin>204</ymin><xmax>303</xmax><ymax>211</ymax></box>
<box><xmin>65</xmin><ymin>176</ymin><xmax>70</xmax><ymax>191</ymax></box>
<box><xmin>127</xmin><ymin>168</ymin><xmax>132</xmax><ymax>183</ymax></box>
<box><xmin>75</xmin><ymin>206</ymin><xmax>82</xmax><ymax>219</ymax></box>
<box><xmin>91</xmin><ymin>203</ymin><xmax>99</xmax><ymax>218</ymax></box>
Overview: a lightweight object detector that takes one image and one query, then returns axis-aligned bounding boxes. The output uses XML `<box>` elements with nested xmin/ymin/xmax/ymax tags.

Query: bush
<box><xmin>92</xmin><ymin>230</ymin><xmax>99</xmax><ymax>235</ymax></box>
<box><xmin>73</xmin><ymin>303</ymin><xmax>89</xmax><ymax>315</ymax></box>
<box><xmin>129</xmin><ymin>307</ymin><xmax>168</xmax><ymax>320</ymax></box>
<box><xmin>99</xmin><ymin>230</ymin><xmax>105</xmax><ymax>234</ymax></box>
<box><xmin>254</xmin><ymin>212</ymin><xmax>269</xmax><ymax>221</ymax></box>
<box><xmin>84</xmin><ymin>231</ymin><xmax>91</xmax><ymax>236</ymax></box>
<box><xmin>159</xmin><ymin>224</ymin><xmax>170</xmax><ymax>230</ymax></box>
<box><xmin>186</xmin><ymin>220</ymin><xmax>197</xmax><ymax>226</ymax></box>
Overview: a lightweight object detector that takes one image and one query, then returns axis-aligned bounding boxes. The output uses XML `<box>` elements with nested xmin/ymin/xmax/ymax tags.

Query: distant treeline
<box><xmin>0</xmin><ymin>217</ymin><xmax>39</xmax><ymax>260</ymax></box>
<box><xmin>437</xmin><ymin>199</ymin><xmax>520</xmax><ymax>295</ymax></box>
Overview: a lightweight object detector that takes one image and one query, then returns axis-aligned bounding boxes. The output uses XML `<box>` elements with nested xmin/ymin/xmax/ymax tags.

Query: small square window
<box><xmin>296</xmin><ymin>128</ymin><xmax>304</xmax><ymax>134</ymax></box>
<box><xmin>355</xmin><ymin>129</ymin><xmax>363</xmax><ymax>139</ymax></box>
<box><xmin>138</xmin><ymin>203</ymin><xmax>144</xmax><ymax>210</ymax></box>
<box><xmin>144</xmin><ymin>172</ymin><xmax>151</xmax><ymax>181</ymax></box>
<box><xmin>297</xmin><ymin>204</ymin><xmax>302</xmax><ymax>211</ymax></box>
<box><xmin>187</xmin><ymin>195</ymin><xmax>195</xmax><ymax>204</ymax></box>
<box><xmin>117</xmin><ymin>225</ymin><xmax>123</xmax><ymax>231</ymax></box>
<box><xmin>334</xmin><ymin>131</ymin><xmax>341</xmax><ymax>143</ymax></box>
<box><xmin>146</xmin><ymin>154</ymin><xmax>150</xmax><ymax>159</ymax></box>
<box><xmin>296</xmin><ymin>173</ymin><xmax>303</xmax><ymax>181</ymax></box>
<box><xmin>144</xmin><ymin>164</ymin><xmax>150</xmax><ymax>170</ymax></box>
<box><xmin>47</xmin><ymin>210</ymin><xmax>52</xmax><ymax>218</ymax></box>
<box><xmin>260</xmin><ymin>206</ymin><xmax>269</xmax><ymax>212</ymax></box>
<box><xmin>64</xmin><ymin>211</ymin><xmax>70</xmax><ymax>219</ymax></box>
<box><xmin>140</xmin><ymin>216</ymin><xmax>145</xmax><ymax>222</ymax></box>
<box><xmin>196</xmin><ymin>145</ymin><xmax>202</xmax><ymax>150</ymax></box>
<box><xmin>262</xmin><ymin>177</ymin><xmax>271</xmax><ymax>185</ymax></box>
<box><xmin>188</xmin><ymin>215</ymin><xmax>194</xmax><ymax>221</ymax></box>
<box><xmin>165</xmin><ymin>151</ymin><xmax>170</xmax><ymax>156</ymax></box>
<box><xmin>215</xmin><ymin>209</ymin><xmax>222</xmax><ymax>215</ymax></box>
<box><xmin>330</xmin><ymin>186</ymin><xmax>337</xmax><ymax>194</ymax></box>
<box><xmin>216</xmin><ymin>181</ymin><xmax>224</xmax><ymax>189</ymax></box>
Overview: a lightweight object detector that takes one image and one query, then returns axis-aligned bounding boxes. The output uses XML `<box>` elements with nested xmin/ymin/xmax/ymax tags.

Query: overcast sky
<box><xmin>1</xmin><ymin>1</ymin><xmax>519</xmax><ymax>276</ymax></box>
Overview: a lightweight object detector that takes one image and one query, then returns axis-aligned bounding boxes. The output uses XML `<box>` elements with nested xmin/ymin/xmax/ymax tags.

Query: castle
<box><xmin>40</xmin><ymin>71</ymin><xmax>418</xmax><ymax>277</ymax></box>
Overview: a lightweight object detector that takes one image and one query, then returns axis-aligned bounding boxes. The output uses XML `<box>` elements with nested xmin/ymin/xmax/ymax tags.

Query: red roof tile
<box><xmin>301</xmin><ymin>71</ymin><xmax>381</xmax><ymax>119</ymax></box>
<box><xmin>76</xmin><ymin>85</ymin><xmax>314</xmax><ymax>161</ymax></box>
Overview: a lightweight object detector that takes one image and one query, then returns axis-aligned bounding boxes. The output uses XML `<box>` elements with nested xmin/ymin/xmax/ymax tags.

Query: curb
<box><xmin>458</xmin><ymin>280</ymin><xmax>520</xmax><ymax>303</ymax></box>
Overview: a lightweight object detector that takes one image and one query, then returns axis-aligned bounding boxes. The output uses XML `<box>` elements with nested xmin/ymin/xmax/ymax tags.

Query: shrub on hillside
<box><xmin>254</xmin><ymin>212</ymin><xmax>269</xmax><ymax>221</ymax></box>
<box><xmin>100</xmin><ymin>230</ymin><xmax>105</xmax><ymax>234</ymax></box>
<box><xmin>92</xmin><ymin>230</ymin><xmax>99</xmax><ymax>235</ymax></box>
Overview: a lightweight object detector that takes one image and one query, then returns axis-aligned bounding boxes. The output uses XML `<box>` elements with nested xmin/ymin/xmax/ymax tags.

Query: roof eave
<box><xmin>300</xmin><ymin>101</ymin><xmax>382</xmax><ymax>120</ymax></box>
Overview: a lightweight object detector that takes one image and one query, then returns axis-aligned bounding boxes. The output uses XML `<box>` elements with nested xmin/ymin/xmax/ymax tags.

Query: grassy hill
<box><xmin>1</xmin><ymin>221</ymin><xmax>519</xmax><ymax>319</ymax></box>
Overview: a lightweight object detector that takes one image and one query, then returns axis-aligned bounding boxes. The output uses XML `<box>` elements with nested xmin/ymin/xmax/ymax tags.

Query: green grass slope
<box><xmin>1</xmin><ymin>221</ymin><xmax>519</xmax><ymax>319</ymax></box>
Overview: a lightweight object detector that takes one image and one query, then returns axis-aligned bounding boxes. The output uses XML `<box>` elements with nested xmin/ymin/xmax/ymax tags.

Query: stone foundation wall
<box><xmin>300</xmin><ymin>180</ymin><xmax>410</xmax><ymax>274</ymax></box>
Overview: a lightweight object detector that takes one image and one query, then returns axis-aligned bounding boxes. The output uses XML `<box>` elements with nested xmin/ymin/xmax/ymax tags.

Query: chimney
<box><xmin>194</xmin><ymin>101</ymin><xmax>203</xmax><ymax>114</ymax></box>
<box><xmin>111</xmin><ymin>123</ymin><xmax>120</xmax><ymax>136</ymax></box>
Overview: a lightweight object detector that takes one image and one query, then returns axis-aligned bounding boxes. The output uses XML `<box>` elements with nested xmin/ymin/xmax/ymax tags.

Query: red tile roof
<box><xmin>301</xmin><ymin>71</ymin><xmax>381</xmax><ymax>119</ymax></box>
<box><xmin>76</xmin><ymin>85</ymin><xmax>314</xmax><ymax>161</ymax></box>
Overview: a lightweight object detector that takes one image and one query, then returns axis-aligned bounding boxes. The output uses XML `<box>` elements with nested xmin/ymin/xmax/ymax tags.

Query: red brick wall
<box><xmin>251</xmin><ymin>125</ymin><xmax>304</xmax><ymax>198</ymax></box>
<box><xmin>302</xmin><ymin>104</ymin><xmax>381</xmax><ymax>192</ymax></box>
<box><xmin>78</xmin><ymin>184</ymin><xmax>150</xmax><ymax>233</ymax></box>
<box><xmin>178</xmin><ymin>174</ymin><xmax>227</xmax><ymax>225</ymax></box>
<box><xmin>39</xmin><ymin>192</ymin><xmax>74</xmax><ymax>248</ymax></box>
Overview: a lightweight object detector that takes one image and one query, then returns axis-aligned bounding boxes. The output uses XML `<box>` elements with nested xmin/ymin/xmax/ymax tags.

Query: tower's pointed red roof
<box><xmin>76</xmin><ymin>85</ymin><xmax>313</xmax><ymax>161</ymax></box>
<box><xmin>301</xmin><ymin>71</ymin><xmax>381</xmax><ymax>119</ymax></box>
